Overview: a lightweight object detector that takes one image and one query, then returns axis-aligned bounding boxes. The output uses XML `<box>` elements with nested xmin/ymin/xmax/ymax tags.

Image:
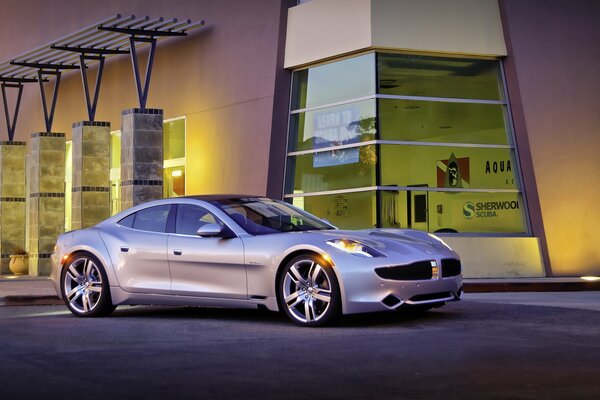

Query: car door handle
<box><xmin>173</xmin><ymin>249</ymin><xmax>182</xmax><ymax>256</ymax></box>
<box><xmin>120</xmin><ymin>246</ymin><xmax>129</xmax><ymax>253</ymax></box>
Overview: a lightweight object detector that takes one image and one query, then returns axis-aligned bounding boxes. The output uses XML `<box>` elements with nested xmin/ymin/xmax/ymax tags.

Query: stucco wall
<box><xmin>0</xmin><ymin>0</ymin><xmax>287</xmax><ymax>196</ymax></box>
<box><xmin>500</xmin><ymin>0</ymin><xmax>600</xmax><ymax>276</ymax></box>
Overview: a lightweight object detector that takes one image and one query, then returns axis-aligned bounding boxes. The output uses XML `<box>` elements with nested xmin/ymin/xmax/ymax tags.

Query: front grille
<box><xmin>409</xmin><ymin>292</ymin><xmax>453</xmax><ymax>302</ymax></box>
<box><xmin>441</xmin><ymin>259</ymin><xmax>461</xmax><ymax>277</ymax></box>
<box><xmin>375</xmin><ymin>261</ymin><xmax>433</xmax><ymax>281</ymax></box>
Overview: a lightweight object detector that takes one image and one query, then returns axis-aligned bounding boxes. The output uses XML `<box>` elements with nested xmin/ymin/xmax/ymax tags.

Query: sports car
<box><xmin>51</xmin><ymin>195</ymin><xmax>463</xmax><ymax>326</ymax></box>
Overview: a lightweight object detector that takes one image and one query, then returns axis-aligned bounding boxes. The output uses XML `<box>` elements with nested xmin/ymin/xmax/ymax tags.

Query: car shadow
<box><xmin>110</xmin><ymin>304</ymin><xmax>462</xmax><ymax>328</ymax></box>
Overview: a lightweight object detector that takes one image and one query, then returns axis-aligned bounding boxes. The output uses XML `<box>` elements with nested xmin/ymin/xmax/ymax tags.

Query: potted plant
<box><xmin>9</xmin><ymin>247</ymin><xmax>29</xmax><ymax>275</ymax></box>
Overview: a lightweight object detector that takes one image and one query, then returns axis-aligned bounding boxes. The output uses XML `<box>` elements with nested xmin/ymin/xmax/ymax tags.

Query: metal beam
<box><xmin>37</xmin><ymin>70</ymin><xmax>62</xmax><ymax>132</ymax></box>
<box><xmin>1</xmin><ymin>82</ymin><xmax>24</xmax><ymax>141</ymax></box>
<box><xmin>129</xmin><ymin>37</ymin><xmax>157</xmax><ymax>110</ymax></box>
<box><xmin>79</xmin><ymin>54</ymin><xmax>105</xmax><ymax>121</ymax></box>
<box><xmin>11</xmin><ymin>61</ymin><xmax>79</xmax><ymax>70</ymax></box>
<box><xmin>50</xmin><ymin>45</ymin><xmax>129</xmax><ymax>55</ymax></box>
<box><xmin>98</xmin><ymin>26</ymin><xmax>188</xmax><ymax>37</ymax></box>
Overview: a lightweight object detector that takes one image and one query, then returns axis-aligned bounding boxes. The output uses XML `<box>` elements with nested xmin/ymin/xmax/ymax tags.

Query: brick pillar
<box><xmin>28</xmin><ymin>132</ymin><xmax>65</xmax><ymax>276</ymax></box>
<box><xmin>0</xmin><ymin>141</ymin><xmax>27</xmax><ymax>274</ymax></box>
<box><xmin>71</xmin><ymin>121</ymin><xmax>111</xmax><ymax>229</ymax></box>
<box><xmin>120</xmin><ymin>108</ymin><xmax>163</xmax><ymax>211</ymax></box>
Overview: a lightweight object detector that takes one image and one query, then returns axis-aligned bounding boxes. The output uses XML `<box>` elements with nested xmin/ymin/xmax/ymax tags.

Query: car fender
<box><xmin>57</xmin><ymin>229</ymin><xmax>120</xmax><ymax>288</ymax></box>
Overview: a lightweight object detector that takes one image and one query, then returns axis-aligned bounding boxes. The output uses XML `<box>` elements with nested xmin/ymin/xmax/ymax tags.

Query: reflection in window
<box><xmin>378</xmin><ymin>53</ymin><xmax>503</xmax><ymax>100</ymax></box>
<box><xmin>110</xmin><ymin>131</ymin><xmax>121</xmax><ymax>215</ymax></box>
<box><xmin>286</xmin><ymin>145</ymin><xmax>376</xmax><ymax>193</ymax></box>
<box><xmin>175</xmin><ymin>204</ymin><xmax>218</xmax><ymax>235</ymax></box>
<box><xmin>289</xmin><ymin>100</ymin><xmax>376</xmax><ymax>152</ymax></box>
<box><xmin>292</xmin><ymin>53</ymin><xmax>375</xmax><ymax>110</ymax></box>
<box><xmin>379</xmin><ymin>99</ymin><xmax>509</xmax><ymax>145</ymax></box>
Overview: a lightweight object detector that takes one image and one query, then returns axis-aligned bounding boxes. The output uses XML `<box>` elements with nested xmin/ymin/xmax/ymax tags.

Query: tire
<box><xmin>60</xmin><ymin>253</ymin><xmax>116</xmax><ymax>317</ymax></box>
<box><xmin>278</xmin><ymin>254</ymin><xmax>341</xmax><ymax>327</ymax></box>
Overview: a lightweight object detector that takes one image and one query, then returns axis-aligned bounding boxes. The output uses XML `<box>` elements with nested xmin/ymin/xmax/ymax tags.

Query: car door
<box><xmin>167</xmin><ymin>203</ymin><xmax>247</xmax><ymax>299</ymax></box>
<box><xmin>112</xmin><ymin>204</ymin><xmax>172</xmax><ymax>294</ymax></box>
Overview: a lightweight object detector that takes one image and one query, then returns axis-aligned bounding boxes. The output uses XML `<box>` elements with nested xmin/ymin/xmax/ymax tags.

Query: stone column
<box><xmin>120</xmin><ymin>108</ymin><xmax>163</xmax><ymax>211</ymax></box>
<box><xmin>71</xmin><ymin>121</ymin><xmax>111</xmax><ymax>229</ymax></box>
<box><xmin>28</xmin><ymin>132</ymin><xmax>65</xmax><ymax>276</ymax></box>
<box><xmin>0</xmin><ymin>141</ymin><xmax>27</xmax><ymax>274</ymax></box>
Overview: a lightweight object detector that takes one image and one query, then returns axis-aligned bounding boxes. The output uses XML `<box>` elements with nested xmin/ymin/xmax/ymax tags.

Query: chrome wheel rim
<box><xmin>63</xmin><ymin>257</ymin><xmax>104</xmax><ymax>313</ymax></box>
<box><xmin>283</xmin><ymin>259</ymin><xmax>332</xmax><ymax>323</ymax></box>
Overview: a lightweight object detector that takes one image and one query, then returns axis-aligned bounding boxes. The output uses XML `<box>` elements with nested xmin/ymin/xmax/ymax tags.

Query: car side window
<box><xmin>175</xmin><ymin>204</ymin><xmax>221</xmax><ymax>236</ymax></box>
<box><xmin>125</xmin><ymin>205</ymin><xmax>171</xmax><ymax>233</ymax></box>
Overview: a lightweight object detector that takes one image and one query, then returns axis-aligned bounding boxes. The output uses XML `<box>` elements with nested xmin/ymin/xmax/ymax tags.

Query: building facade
<box><xmin>0</xmin><ymin>0</ymin><xmax>598</xmax><ymax>278</ymax></box>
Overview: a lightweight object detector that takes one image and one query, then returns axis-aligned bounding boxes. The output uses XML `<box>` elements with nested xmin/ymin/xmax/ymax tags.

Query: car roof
<box><xmin>181</xmin><ymin>194</ymin><xmax>269</xmax><ymax>202</ymax></box>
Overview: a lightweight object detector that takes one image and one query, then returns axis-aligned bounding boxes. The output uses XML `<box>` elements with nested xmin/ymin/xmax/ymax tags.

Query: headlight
<box><xmin>428</xmin><ymin>233</ymin><xmax>453</xmax><ymax>251</ymax></box>
<box><xmin>326</xmin><ymin>239</ymin><xmax>385</xmax><ymax>258</ymax></box>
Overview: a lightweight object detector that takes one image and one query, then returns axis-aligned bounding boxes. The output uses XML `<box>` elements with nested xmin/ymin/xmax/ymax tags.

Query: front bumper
<box><xmin>334</xmin><ymin>255</ymin><xmax>463</xmax><ymax>315</ymax></box>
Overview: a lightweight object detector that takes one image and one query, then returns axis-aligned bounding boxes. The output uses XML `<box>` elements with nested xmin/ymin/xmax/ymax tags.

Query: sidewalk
<box><xmin>1</xmin><ymin>275</ymin><xmax>599</xmax><ymax>306</ymax></box>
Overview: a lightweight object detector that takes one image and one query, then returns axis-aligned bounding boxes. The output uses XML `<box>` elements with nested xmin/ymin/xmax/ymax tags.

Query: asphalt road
<box><xmin>1</xmin><ymin>295</ymin><xmax>599</xmax><ymax>400</ymax></box>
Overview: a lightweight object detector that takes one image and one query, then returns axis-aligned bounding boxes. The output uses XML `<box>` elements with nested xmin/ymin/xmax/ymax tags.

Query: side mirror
<box><xmin>196</xmin><ymin>223</ymin><xmax>223</xmax><ymax>237</ymax></box>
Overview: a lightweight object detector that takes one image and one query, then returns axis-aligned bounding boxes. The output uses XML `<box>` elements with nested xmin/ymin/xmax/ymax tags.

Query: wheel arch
<box><xmin>274</xmin><ymin>248</ymin><xmax>347</xmax><ymax>314</ymax></box>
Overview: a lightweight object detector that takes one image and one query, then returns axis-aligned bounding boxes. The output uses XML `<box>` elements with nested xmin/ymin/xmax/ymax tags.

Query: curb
<box><xmin>1</xmin><ymin>295</ymin><xmax>62</xmax><ymax>306</ymax></box>
<box><xmin>463</xmin><ymin>281</ymin><xmax>600</xmax><ymax>293</ymax></box>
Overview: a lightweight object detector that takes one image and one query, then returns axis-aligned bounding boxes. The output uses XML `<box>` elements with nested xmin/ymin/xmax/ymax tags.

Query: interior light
<box><xmin>580</xmin><ymin>276</ymin><xmax>600</xmax><ymax>282</ymax></box>
<box><xmin>171</xmin><ymin>170</ymin><xmax>183</xmax><ymax>177</ymax></box>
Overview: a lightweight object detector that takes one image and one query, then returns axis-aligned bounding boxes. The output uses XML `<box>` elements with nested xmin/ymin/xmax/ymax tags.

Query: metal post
<box><xmin>1</xmin><ymin>82</ymin><xmax>24</xmax><ymax>141</ymax></box>
<box><xmin>37</xmin><ymin>69</ymin><xmax>62</xmax><ymax>132</ymax></box>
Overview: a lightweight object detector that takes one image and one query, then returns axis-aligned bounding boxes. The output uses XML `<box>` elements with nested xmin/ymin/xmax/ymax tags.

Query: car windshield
<box><xmin>210</xmin><ymin>197</ymin><xmax>336</xmax><ymax>235</ymax></box>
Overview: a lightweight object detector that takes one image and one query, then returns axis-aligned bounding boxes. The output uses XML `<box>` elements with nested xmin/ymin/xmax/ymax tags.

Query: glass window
<box><xmin>289</xmin><ymin>100</ymin><xmax>376</xmax><ymax>152</ymax></box>
<box><xmin>131</xmin><ymin>205</ymin><xmax>171</xmax><ymax>233</ymax></box>
<box><xmin>292</xmin><ymin>53</ymin><xmax>375</xmax><ymax>110</ymax></box>
<box><xmin>163</xmin><ymin>117</ymin><xmax>186</xmax><ymax>198</ymax></box>
<box><xmin>286</xmin><ymin>144</ymin><xmax>377</xmax><ymax>193</ymax></box>
<box><xmin>378</xmin><ymin>53</ymin><xmax>503</xmax><ymax>100</ymax></box>
<box><xmin>117</xmin><ymin>213</ymin><xmax>135</xmax><ymax>228</ymax></box>
<box><xmin>110</xmin><ymin>131</ymin><xmax>121</xmax><ymax>215</ymax></box>
<box><xmin>164</xmin><ymin>118</ymin><xmax>185</xmax><ymax>160</ymax></box>
<box><xmin>288</xmin><ymin>191</ymin><xmax>377</xmax><ymax>230</ymax></box>
<box><xmin>212</xmin><ymin>197</ymin><xmax>334</xmax><ymax>235</ymax></box>
<box><xmin>380</xmin><ymin>145</ymin><xmax>519</xmax><ymax>189</ymax></box>
<box><xmin>379</xmin><ymin>190</ymin><xmax>526</xmax><ymax>233</ymax></box>
<box><xmin>175</xmin><ymin>204</ymin><xmax>219</xmax><ymax>236</ymax></box>
<box><xmin>379</xmin><ymin>99</ymin><xmax>510</xmax><ymax>145</ymax></box>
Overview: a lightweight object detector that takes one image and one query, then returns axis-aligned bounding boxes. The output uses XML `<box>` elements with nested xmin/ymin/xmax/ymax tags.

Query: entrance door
<box><xmin>407</xmin><ymin>185</ymin><xmax>429</xmax><ymax>232</ymax></box>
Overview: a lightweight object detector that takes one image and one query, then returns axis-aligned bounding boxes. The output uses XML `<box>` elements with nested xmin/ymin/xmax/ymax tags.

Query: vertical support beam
<box><xmin>1</xmin><ymin>82</ymin><xmax>24</xmax><ymax>141</ymax></box>
<box><xmin>71</xmin><ymin>121</ymin><xmax>111</xmax><ymax>229</ymax></box>
<box><xmin>120</xmin><ymin>108</ymin><xmax>163</xmax><ymax>211</ymax></box>
<box><xmin>0</xmin><ymin>141</ymin><xmax>27</xmax><ymax>274</ymax></box>
<box><xmin>28</xmin><ymin>132</ymin><xmax>65</xmax><ymax>276</ymax></box>
<box><xmin>37</xmin><ymin>70</ymin><xmax>62</xmax><ymax>133</ymax></box>
<box><xmin>129</xmin><ymin>36</ymin><xmax>157</xmax><ymax>110</ymax></box>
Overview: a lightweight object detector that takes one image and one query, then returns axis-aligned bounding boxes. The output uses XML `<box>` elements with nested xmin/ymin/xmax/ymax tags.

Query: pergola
<box><xmin>0</xmin><ymin>14</ymin><xmax>204</xmax><ymax>139</ymax></box>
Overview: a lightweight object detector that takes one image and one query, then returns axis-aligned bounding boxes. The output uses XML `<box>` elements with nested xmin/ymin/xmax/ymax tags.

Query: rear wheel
<box><xmin>61</xmin><ymin>253</ymin><xmax>116</xmax><ymax>317</ymax></box>
<box><xmin>278</xmin><ymin>254</ymin><xmax>341</xmax><ymax>327</ymax></box>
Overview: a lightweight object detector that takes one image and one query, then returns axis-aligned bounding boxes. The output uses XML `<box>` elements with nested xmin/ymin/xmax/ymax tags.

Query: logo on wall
<box><xmin>463</xmin><ymin>202</ymin><xmax>475</xmax><ymax>219</ymax></box>
<box><xmin>437</xmin><ymin>153</ymin><xmax>470</xmax><ymax>188</ymax></box>
<box><xmin>463</xmin><ymin>200</ymin><xmax>520</xmax><ymax>219</ymax></box>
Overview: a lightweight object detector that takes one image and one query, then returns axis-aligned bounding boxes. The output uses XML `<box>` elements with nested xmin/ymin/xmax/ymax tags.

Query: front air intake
<box><xmin>441</xmin><ymin>259</ymin><xmax>461</xmax><ymax>277</ymax></box>
<box><xmin>375</xmin><ymin>261</ymin><xmax>433</xmax><ymax>281</ymax></box>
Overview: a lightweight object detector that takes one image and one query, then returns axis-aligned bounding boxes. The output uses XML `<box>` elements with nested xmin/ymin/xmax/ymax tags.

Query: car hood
<box><xmin>299</xmin><ymin>228</ymin><xmax>458</xmax><ymax>259</ymax></box>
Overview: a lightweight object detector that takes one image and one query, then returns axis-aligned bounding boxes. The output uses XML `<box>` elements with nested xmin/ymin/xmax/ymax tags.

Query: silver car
<box><xmin>51</xmin><ymin>195</ymin><xmax>462</xmax><ymax>326</ymax></box>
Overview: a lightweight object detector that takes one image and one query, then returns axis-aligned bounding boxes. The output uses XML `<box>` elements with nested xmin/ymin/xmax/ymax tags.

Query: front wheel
<box><xmin>61</xmin><ymin>253</ymin><xmax>116</xmax><ymax>317</ymax></box>
<box><xmin>278</xmin><ymin>254</ymin><xmax>341</xmax><ymax>327</ymax></box>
